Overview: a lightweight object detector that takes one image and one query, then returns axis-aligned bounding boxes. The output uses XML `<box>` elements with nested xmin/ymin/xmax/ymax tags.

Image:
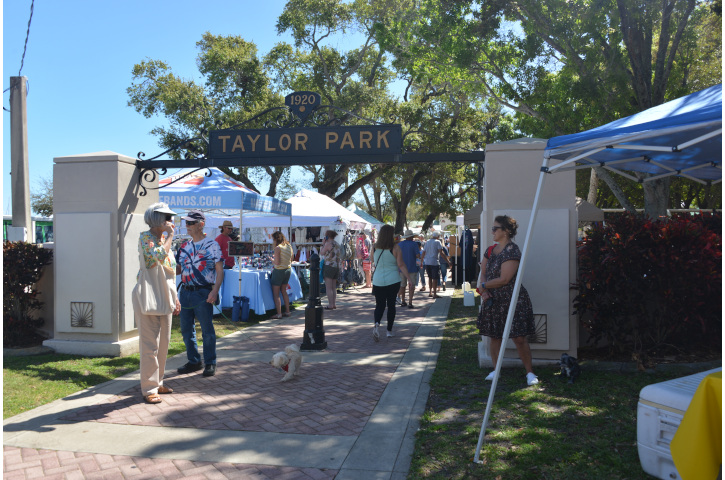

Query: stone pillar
<box><xmin>44</xmin><ymin>151</ymin><xmax>156</xmax><ymax>356</ymax></box>
<box><xmin>478</xmin><ymin>138</ymin><xmax>577</xmax><ymax>366</ymax></box>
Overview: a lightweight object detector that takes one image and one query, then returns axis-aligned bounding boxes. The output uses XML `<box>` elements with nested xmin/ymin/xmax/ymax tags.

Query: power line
<box><xmin>18</xmin><ymin>0</ymin><xmax>35</xmax><ymax>76</ymax></box>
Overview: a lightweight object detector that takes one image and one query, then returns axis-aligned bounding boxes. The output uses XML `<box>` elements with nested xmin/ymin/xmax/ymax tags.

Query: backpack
<box><xmin>342</xmin><ymin>235</ymin><xmax>354</xmax><ymax>261</ymax></box>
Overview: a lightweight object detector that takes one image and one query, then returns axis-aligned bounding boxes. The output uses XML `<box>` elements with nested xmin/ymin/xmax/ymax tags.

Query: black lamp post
<box><xmin>300</xmin><ymin>252</ymin><xmax>327</xmax><ymax>350</ymax></box>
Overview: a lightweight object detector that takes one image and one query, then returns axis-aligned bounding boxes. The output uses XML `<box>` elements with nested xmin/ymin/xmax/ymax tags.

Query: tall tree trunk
<box><xmin>421</xmin><ymin>212</ymin><xmax>437</xmax><ymax>232</ymax></box>
<box><xmin>587</xmin><ymin>168</ymin><xmax>599</xmax><ymax>204</ymax></box>
<box><xmin>595</xmin><ymin>167</ymin><xmax>638</xmax><ymax>212</ymax></box>
<box><xmin>643</xmin><ymin>177</ymin><xmax>671</xmax><ymax>219</ymax></box>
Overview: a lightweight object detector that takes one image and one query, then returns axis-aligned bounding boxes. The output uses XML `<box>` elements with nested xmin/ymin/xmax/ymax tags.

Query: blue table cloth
<box><xmin>176</xmin><ymin>268</ymin><xmax>303</xmax><ymax>314</ymax></box>
<box><xmin>220</xmin><ymin>268</ymin><xmax>303</xmax><ymax>313</ymax></box>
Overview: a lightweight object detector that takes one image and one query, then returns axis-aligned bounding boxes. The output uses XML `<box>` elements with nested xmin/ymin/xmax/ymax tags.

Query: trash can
<box><xmin>232</xmin><ymin>295</ymin><xmax>250</xmax><ymax>322</ymax></box>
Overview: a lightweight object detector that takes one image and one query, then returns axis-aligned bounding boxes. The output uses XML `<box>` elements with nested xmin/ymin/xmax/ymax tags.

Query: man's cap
<box><xmin>182</xmin><ymin>210</ymin><xmax>205</xmax><ymax>222</ymax></box>
<box><xmin>404</xmin><ymin>229</ymin><xmax>415</xmax><ymax>238</ymax></box>
<box><xmin>220</xmin><ymin>220</ymin><xmax>233</xmax><ymax>228</ymax></box>
<box><xmin>153</xmin><ymin>205</ymin><xmax>177</xmax><ymax>216</ymax></box>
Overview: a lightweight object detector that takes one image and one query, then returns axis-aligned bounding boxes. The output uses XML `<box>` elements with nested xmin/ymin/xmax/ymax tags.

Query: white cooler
<box><xmin>636</xmin><ymin>367</ymin><xmax>722</xmax><ymax>479</ymax></box>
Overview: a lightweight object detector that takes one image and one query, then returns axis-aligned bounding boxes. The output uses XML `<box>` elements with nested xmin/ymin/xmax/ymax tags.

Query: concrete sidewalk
<box><xmin>4</xmin><ymin>286</ymin><xmax>452</xmax><ymax>480</ymax></box>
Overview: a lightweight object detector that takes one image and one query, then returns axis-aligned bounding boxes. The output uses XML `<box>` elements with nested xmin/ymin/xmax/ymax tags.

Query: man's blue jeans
<box><xmin>179</xmin><ymin>288</ymin><xmax>217</xmax><ymax>365</ymax></box>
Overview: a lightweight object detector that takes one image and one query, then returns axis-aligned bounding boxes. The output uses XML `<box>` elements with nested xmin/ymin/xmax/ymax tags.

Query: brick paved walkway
<box><xmin>3</xmin><ymin>446</ymin><xmax>337</xmax><ymax>479</ymax></box>
<box><xmin>3</xmin><ymin>288</ymin><xmax>447</xmax><ymax>479</ymax></box>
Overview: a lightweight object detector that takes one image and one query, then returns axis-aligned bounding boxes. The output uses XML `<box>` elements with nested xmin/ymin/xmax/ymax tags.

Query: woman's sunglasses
<box><xmin>491</xmin><ymin>226</ymin><xmax>503</xmax><ymax>232</ymax></box>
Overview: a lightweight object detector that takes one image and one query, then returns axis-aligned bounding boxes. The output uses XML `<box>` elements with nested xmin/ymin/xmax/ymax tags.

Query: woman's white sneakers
<box><xmin>373</xmin><ymin>324</ymin><xmax>380</xmax><ymax>342</ymax></box>
<box><xmin>386</xmin><ymin>330</ymin><xmax>393</xmax><ymax>337</ymax></box>
<box><xmin>486</xmin><ymin>370</ymin><xmax>539</xmax><ymax>386</ymax></box>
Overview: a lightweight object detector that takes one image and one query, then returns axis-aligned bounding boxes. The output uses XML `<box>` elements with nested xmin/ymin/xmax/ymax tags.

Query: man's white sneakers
<box><xmin>526</xmin><ymin>372</ymin><xmax>539</xmax><ymax>386</ymax></box>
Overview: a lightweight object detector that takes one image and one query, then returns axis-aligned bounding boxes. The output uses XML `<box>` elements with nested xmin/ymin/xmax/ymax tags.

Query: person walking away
<box><xmin>215</xmin><ymin>220</ymin><xmax>236</xmax><ymax>269</ymax></box>
<box><xmin>439</xmin><ymin>242</ymin><xmax>450</xmax><ymax>291</ymax></box>
<box><xmin>397</xmin><ymin>230</ymin><xmax>420</xmax><ymax>308</ymax></box>
<box><xmin>422</xmin><ymin>231</ymin><xmax>449</xmax><ymax>298</ymax></box>
<box><xmin>362</xmin><ymin>231</ymin><xmax>373</xmax><ymax>288</ymax></box>
<box><xmin>320</xmin><ymin>229</ymin><xmax>341</xmax><ymax>310</ymax></box>
<box><xmin>271</xmin><ymin>231</ymin><xmax>293</xmax><ymax>319</ymax></box>
<box><xmin>176</xmin><ymin>210</ymin><xmax>223</xmax><ymax>377</ymax></box>
<box><xmin>371</xmin><ymin>225</ymin><xmax>414</xmax><ymax>341</ymax></box>
<box><xmin>134</xmin><ymin>203</ymin><xmax>181</xmax><ymax>404</ymax></box>
<box><xmin>416</xmin><ymin>239</ymin><xmax>427</xmax><ymax>292</ymax></box>
<box><xmin>476</xmin><ymin>215</ymin><xmax>539</xmax><ymax>386</ymax></box>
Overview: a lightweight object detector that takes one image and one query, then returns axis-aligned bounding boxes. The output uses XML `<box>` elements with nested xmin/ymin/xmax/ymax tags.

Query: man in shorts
<box><xmin>422</xmin><ymin>231</ymin><xmax>449</xmax><ymax>299</ymax></box>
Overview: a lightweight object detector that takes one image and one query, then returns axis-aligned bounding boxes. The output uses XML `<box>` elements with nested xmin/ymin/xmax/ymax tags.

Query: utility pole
<box><xmin>9</xmin><ymin>76</ymin><xmax>32</xmax><ymax>242</ymax></box>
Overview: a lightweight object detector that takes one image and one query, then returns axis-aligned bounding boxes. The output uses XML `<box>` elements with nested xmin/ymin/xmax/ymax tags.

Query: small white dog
<box><xmin>270</xmin><ymin>344</ymin><xmax>302</xmax><ymax>381</ymax></box>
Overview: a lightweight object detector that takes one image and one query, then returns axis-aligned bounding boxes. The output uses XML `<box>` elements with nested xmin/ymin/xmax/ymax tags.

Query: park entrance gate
<box><xmin>136</xmin><ymin>91</ymin><xmax>484</xmax><ymax>193</ymax></box>
<box><xmin>135</xmin><ymin>91</ymin><xmax>485</xmax><ymax>351</ymax></box>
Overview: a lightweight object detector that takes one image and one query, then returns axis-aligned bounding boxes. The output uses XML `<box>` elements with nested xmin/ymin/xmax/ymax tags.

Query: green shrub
<box><xmin>575</xmin><ymin>212</ymin><xmax>721</xmax><ymax>358</ymax></box>
<box><xmin>3</xmin><ymin>242</ymin><xmax>53</xmax><ymax>347</ymax></box>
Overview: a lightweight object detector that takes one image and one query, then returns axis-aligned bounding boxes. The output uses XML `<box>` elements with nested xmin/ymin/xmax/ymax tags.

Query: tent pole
<box><xmin>239</xmin><ymin>193</ymin><xmax>244</xmax><ymax>298</ymax></box>
<box><xmin>463</xmin><ymin>226</ymin><xmax>466</xmax><ymax>287</ymax></box>
<box><xmin>473</xmin><ymin>154</ymin><xmax>550</xmax><ymax>464</ymax></box>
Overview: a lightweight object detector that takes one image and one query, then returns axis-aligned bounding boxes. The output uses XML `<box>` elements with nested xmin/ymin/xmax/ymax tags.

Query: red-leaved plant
<box><xmin>3</xmin><ymin>242</ymin><xmax>53</xmax><ymax>347</ymax></box>
<box><xmin>575</xmin><ymin>212</ymin><xmax>721</xmax><ymax>359</ymax></box>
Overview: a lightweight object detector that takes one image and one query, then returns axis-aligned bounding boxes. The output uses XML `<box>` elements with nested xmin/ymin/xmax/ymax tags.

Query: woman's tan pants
<box><xmin>135</xmin><ymin>306</ymin><xmax>172</xmax><ymax>396</ymax></box>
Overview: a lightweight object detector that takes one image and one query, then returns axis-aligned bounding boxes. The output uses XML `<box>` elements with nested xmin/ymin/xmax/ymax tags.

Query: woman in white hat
<box><xmin>134</xmin><ymin>202</ymin><xmax>181</xmax><ymax>404</ymax></box>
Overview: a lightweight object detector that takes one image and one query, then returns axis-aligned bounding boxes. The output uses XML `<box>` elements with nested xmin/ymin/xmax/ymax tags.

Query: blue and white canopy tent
<box><xmin>159</xmin><ymin>167</ymin><xmax>292</xmax><ymax>221</ymax></box>
<box><xmin>474</xmin><ymin>84</ymin><xmax>723</xmax><ymax>461</ymax></box>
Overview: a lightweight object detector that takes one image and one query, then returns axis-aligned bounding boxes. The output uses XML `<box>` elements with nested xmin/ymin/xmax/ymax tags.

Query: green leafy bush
<box><xmin>575</xmin><ymin>212</ymin><xmax>721</xmax><ymax>359</ymax></box>
<box><xmin>3</xmin><ymin>242</ymin><xmax>53</xmax><ymax>347</ymax></box>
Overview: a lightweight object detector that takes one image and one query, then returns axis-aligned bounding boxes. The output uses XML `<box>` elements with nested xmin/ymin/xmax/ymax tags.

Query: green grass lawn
<box><xmin>3</xmin><ymin>304</ymin><xmax>299</xmax><ymax>419</ymax></box>
<box><xmin>407</xmin><ymin>294</ymin><xmax>716</xmax><ymax>480</ymax></box>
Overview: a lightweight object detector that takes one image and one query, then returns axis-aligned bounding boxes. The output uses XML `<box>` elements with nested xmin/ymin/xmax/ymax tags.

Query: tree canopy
<box><xmin>127</xmin><ymin>0</ymin><xmax>721</xmax><ymax>225</ymax></box>
<box><xmin>375</xmin><ymin>0</ymin><xmax>722</xmax><ymax>216</ymax></box>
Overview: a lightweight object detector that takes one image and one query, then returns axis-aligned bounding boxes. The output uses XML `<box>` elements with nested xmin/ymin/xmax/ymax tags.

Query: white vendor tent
<box><xmin>475</xmin><ymin>84</ymin><xmax>723</xmax><ymax>461</ymax></box>
<box><xmin>285</xmin><ymin>189</ymin><xmax>371</xmax><ymax>230</ymax></box>
<box><xmin>347</xmin><ymin>204</ymin><xmax>384</xmax><ymax>230</ymax></box>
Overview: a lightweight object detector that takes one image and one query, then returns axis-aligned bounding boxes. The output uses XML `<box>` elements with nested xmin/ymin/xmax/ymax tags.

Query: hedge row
<box><xmin>575</xmin><ymin>212</ymin><xmax>721</xmax><ymax>358</ymax></box>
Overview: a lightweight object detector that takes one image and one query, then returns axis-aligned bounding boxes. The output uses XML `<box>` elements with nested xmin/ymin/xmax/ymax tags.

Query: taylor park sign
<box><xmin>135</xmin><ymin>91</ymin><xmax>484</xmax><ymax>190</ymax></box>
<box><xmin>209</xmin><ymin>124</ymin><xmax>401</xmax><ymax>166</ymax></box>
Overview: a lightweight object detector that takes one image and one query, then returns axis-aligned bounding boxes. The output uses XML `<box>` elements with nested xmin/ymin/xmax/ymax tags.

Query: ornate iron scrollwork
<box><xmin>136</xmin><ymin>136</ymin><xmax>209</xmax><ymax>196</ymax></box>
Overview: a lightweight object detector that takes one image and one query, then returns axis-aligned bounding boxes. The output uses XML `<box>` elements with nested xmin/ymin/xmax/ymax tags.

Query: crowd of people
<box><xmin>133</xmin><ymin>204</ymin><xmax>538</xmax><ymax>405</ymax></box>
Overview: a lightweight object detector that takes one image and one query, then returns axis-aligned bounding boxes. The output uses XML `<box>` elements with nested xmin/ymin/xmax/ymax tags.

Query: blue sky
<box><xmin>2</xmin><ymin>1</ymin><xmax>307</xmax><ymax>214</ymax></box>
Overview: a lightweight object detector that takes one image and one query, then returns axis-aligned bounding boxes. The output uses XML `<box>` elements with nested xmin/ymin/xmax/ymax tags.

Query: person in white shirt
<box><xmin>422</xmin><ymin>231</ymin><xmax>449</xmax><ymax>298</ymax></box>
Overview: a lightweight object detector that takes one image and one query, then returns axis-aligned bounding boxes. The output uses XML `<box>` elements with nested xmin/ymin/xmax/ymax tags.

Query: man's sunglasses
<box><xmin>186</xmin><ymin>221</ymin><xmax>198</xmax><ymax>226</ymax></box>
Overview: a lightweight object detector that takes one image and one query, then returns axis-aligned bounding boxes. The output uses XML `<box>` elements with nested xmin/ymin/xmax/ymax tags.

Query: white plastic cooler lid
<box><xmin>639</xmin><ymin>367</ymin><xmax>722</xmax><ymax>414</ymax></box>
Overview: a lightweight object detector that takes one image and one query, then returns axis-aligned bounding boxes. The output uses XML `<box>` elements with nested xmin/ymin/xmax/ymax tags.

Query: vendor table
<box><xmin>177</xmin><ymin>268</ymin><xmax>303</xmax><ymax>314</ymax></box>
<box><xmin>670</xmin><ymin>370</ymin><xmax>722</xmax><ymax>480</ymax></box>
<box><xmin>219</xmin><ymin>268</ymin><xmax>303</xmax><ymax>313</ymax></box>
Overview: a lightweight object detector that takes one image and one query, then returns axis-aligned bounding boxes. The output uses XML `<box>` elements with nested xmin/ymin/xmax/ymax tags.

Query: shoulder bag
<box><xmin>132</xmin><ymin>245</ymin><xmax>176</xmax><ymax>316</ymax></box>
